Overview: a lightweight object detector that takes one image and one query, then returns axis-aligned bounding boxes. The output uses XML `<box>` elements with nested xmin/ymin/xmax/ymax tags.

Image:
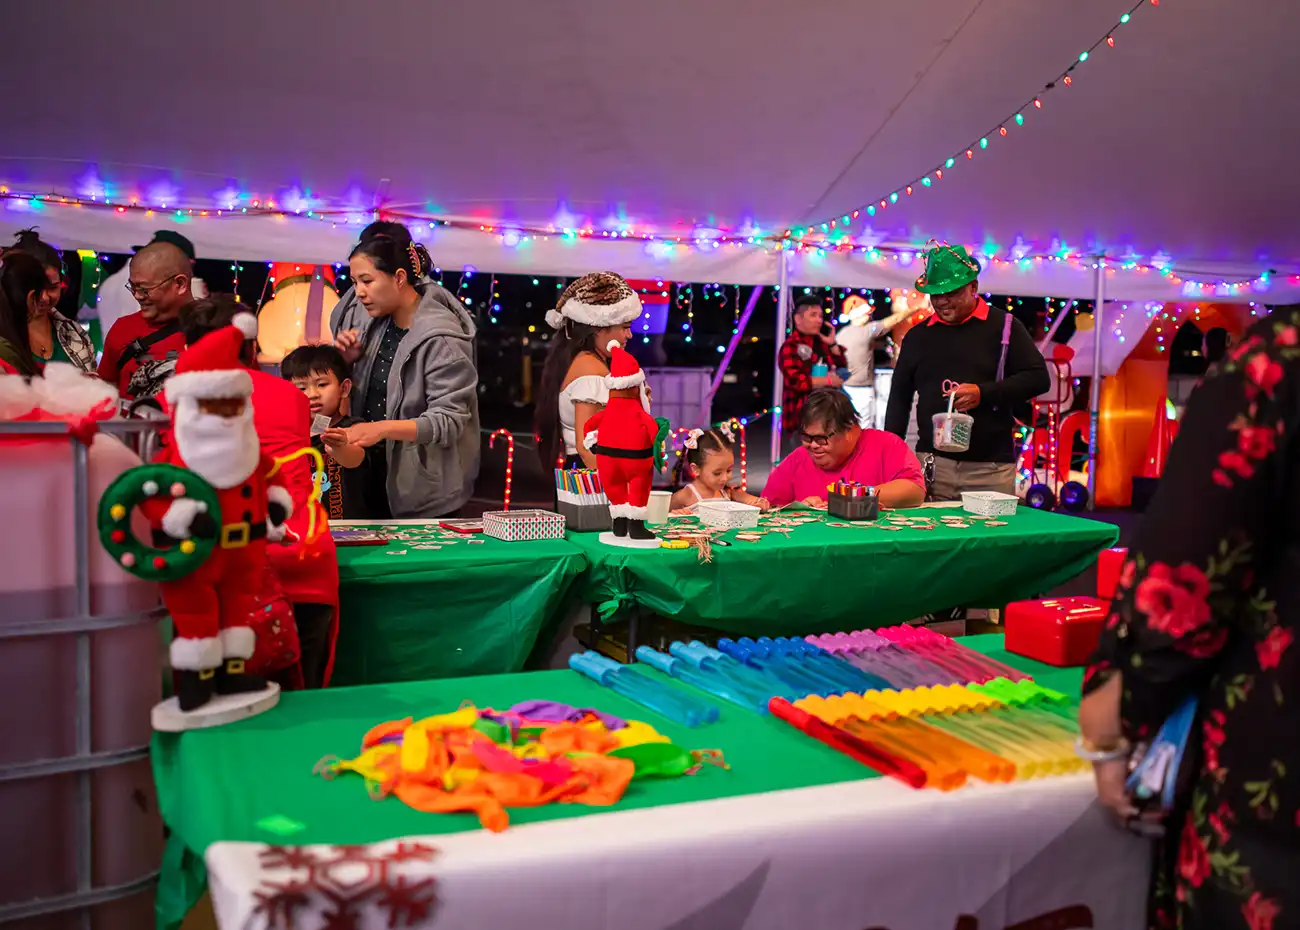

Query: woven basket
<box><xmin>961</xmin><ymin>491</ymin><xmax>1018</xmax><ymax>517</ymax></box>
<box><xmin>695</xmin><ymin>499</ymin><xmax>760</xmax><ymax>530</ymax></box>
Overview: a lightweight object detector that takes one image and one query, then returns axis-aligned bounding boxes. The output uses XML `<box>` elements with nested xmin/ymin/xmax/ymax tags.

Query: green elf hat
<box><xmin>915</xmin><ymin>241</ymin><xmax>982</xmax><ymax>294</ymax></box>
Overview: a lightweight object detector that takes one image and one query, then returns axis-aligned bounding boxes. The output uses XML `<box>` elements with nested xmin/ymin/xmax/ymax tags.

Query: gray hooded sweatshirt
<box><xmin>330</xmin><ymin>281</ymin><xmax>480</xmax><ymax>517</ymax></box>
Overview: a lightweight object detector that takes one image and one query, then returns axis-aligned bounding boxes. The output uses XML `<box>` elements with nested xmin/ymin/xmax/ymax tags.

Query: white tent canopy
<box><xmin>3</xmin><ymin>0</ymin><xmax>1298</xmax><ymax>301</ymax></box>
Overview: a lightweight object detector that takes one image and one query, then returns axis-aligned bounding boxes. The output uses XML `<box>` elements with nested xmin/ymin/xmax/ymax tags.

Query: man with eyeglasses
<box><xmin>884</xmin><ymin>244</ymin><xmax>1049</xmax><ymax>500</ymax></box>
<box><xmin>98</xmin><ymin>241</ymin><xmax>195</xmax><ymax>400</ymax></box>
<box><xmin>762</xmin><ymin>389</ymin><xmax>925</xmax><ymax>510</ymax></box>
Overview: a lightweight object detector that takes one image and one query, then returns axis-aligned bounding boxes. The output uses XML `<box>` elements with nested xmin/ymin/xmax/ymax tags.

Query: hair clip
<box><xmin>684</xmin><ymin>428</ymin><xmax>704</xmax><ymax>450</ymax></box>
<box><xmin>407</xmin><ymin>242</ymin><xmax>421</xmax><ymax>276</ymax></box>
<box><xmin>718</xmin><ymin>423</ymin><xmax>735</xmax><ymax>442</ymax></box>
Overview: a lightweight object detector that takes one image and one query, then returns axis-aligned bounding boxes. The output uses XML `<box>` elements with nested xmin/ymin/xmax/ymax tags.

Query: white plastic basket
<box><xmin>961</xmin><ymin>491</ymin><xmax>1018</xmax><ymax>517</ymax></box>
<box><xmin>695</xmin><ymin>499</ymin><xmax>761</xmax><ymax>530</ymax></box>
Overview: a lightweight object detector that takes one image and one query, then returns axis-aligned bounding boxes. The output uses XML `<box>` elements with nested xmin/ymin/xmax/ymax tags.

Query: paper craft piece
<box><xmin>310</xmin><ymin>414</ymin><xmax>332</xmax><ymax>437</ymax></box>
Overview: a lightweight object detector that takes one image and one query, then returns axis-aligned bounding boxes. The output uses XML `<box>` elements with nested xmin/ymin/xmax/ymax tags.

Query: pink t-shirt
<box><xmin>762</xmin><ymin>429</ymin><xmax>925</xmax><ymax>508</ymax></box>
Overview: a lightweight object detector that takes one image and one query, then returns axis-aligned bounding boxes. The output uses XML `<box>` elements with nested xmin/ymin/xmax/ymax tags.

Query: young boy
<box><xmin>280</xmin><ymin>345</ymin><xmax>377</xmax><ymax>519</ymax></box>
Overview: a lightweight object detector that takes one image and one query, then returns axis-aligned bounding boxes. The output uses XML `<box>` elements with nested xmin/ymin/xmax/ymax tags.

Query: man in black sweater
<box><xmin>884</xmin><ymin>244</ymin><xmax>1049</xmax><ymax>500</ymax></box>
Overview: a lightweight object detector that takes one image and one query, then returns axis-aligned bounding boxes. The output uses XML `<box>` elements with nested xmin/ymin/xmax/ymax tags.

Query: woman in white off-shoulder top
<box><xmin>535</xmin><ymin>272</ymin><xmax>648</xmax><ymax>471</ymax></box>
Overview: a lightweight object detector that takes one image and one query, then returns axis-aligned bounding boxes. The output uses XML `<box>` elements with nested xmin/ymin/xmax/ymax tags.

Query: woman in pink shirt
<box><xmin>763</xmin><ymin>389</ymin><xmax>926</xmax><ymax>509</ymax></box>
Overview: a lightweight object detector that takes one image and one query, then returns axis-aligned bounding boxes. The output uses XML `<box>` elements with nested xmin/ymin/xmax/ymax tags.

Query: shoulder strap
<box><xmin>120</xmin><ymin>320</ymin><xmax>182</xmax><ymax>366</ymax></box>
<box><xmin>994</xmin><ymin>311</ymin><xmax>1014</xmax><ymax>382</ymax></box>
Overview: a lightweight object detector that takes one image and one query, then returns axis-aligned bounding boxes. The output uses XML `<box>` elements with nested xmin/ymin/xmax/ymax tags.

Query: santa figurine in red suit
<box><xmin>150</xmin><ymin>312</ymin><xmax>292</xmax><ymax>716</ymax></box>
<box><xmin>582</xmin><ymin>340</ymin><xmax>663</xmax><ymax>545</ymax></box>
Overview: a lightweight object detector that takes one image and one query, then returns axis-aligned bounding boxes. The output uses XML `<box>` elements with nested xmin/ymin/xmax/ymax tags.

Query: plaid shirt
<box><xmin>778</xmin><ymin>330</ymin><xmax>846</xmax><ymax>432</ymax></box>
<box><xmin>50</xmin><ymin>310</ymin><xmax>98</xmax><ymax>373</ymax></box>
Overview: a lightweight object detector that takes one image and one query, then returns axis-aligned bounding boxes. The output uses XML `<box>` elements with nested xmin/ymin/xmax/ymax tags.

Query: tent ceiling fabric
<box><xmin>3</xmin><ymin>0</ymin><xmax>1299</xmax><ymax>297</ymax></box>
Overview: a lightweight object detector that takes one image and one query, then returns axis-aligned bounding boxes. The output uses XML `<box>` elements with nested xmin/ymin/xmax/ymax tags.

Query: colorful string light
<box><xmin>488</xmin><ymin>428</ymin><xmax>515</xmax><ymax>510</ymax></box>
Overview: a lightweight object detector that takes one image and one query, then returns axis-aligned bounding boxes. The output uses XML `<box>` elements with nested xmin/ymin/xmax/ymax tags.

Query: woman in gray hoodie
<box><xmin>329</xmin><ymin>225</ymin><xmax>480</xmax><ymax>517</ymax></box>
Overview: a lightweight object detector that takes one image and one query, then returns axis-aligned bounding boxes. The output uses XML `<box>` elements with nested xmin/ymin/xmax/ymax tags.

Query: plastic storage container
<box><xmin>695</xmin><ymin>500</ymin><xmax>760</xmax><ymax>530</ymax></box>
<box><xmin>0</xmin><ymin>423</ymin><xmax>163</xmax><ymax>930</ymax></box>
<box><xmin>555</xmin><ymin>494</ymin><xmax>611</xmax><ymax>532</ymax></box>
<box><xmin>961</xmin><ymin>491</ymin><xmax>1019</xmax><ymax>517</ymax></box>
<box><xmin>829</xmin><ymin>491</ymin><xmax>879</xmax><ymax>522</ymax></box>
<box><xmin>1004</xmin><ymin>596</ymin><xmax>1109</xmax><ymax>667</ymax></box>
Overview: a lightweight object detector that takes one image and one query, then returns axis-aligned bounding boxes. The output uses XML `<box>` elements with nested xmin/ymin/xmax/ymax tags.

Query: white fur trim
<box><xmin>165</xmin><ymin>368</ymin><xmax>253</xmax><ymax>402</ymax></box>
<box><xmin>220</xmin><ymin>626</ymin><xmax>256</xmax><ymax>660</ymax></box>
<box><xmin>267</xmin><ymin>519</ymin><xmax>286</xmax><ymax>542</ymax></box>
<box><xmin>608</xmin><ymin>503</ymin><xmax>630</xmax><ymax>518</ymax></box>
<box><xmin>161</xmin><ymin>498</ymin><xmax>205</xmax><ymax>539</ymax></box>
<box><xmin>555</xmin><ymin>293</ymin><xmax>643</xmax><ymax>328</ymax></box>
<box><xmin>623</xmin><ymin>505</ymin><xmax>648</xmax><ymax>520</ymax></box>
<box><xmin>606</xmin><ymin>340</ymin><xmax>621</xmax><ymax>353</ymax></box>
<box><xmin>232</xmin><ymin>312</ymin><xmax>258</xmax><ymax>339</ymax></box>
<box><xmin>266</xmin><ymin>485</ymin><xmax>294</xmax><ymax>521</ymax></box>
<box><xmin>545</xmin><ymin>309</ymin><xmax>566</xmax><ymax>329</ymax></box>
<box><xmin>170</xmin><ymin>636</ymin><xmax>223</xmax><ymax>671</ymax></box>
<box><xmin>583</xmin><ymin>430</ymin><xmax>599</xmax><ymax>450</ymax></box>
<box><xmin>607</xmin><ymin>371</ymin><xmax>646</xmax><ymax>390</ymax></box>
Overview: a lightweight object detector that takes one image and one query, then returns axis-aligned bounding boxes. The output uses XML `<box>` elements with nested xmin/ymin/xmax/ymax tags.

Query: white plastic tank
<box><xmin>0</xmin><ymin>366</ymin><xmax>163</xmax><ymax>929</ymax></box>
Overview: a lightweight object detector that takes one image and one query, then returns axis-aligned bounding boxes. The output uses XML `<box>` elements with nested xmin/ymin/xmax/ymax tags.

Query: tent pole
<box><xmin>704</xmin><ymin>284</ymin><xmax>763</xmax><ymax>406</ymax></box>
<box><xmin>1086</xmin><ymin>263</ymin><xmax>1105</xmax><ymax>510</ymax></box>
<box><xmin>770</xmin><ymin>252</ymin><xmax>791</xmax><ymax>466</ymax></box>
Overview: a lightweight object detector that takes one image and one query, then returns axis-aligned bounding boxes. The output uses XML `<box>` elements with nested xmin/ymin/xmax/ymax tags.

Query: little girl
<box><xmin>670</xmin><ymin>427</ymin><xmax>770</xmax><ymax>512</ymax></box>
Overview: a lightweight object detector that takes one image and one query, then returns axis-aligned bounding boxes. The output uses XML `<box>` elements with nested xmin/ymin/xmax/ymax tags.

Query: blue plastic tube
<box><xmin>636</xmin><ymin>646</ymin><xmax>772</xmax><ymax>714</ymax></box>
<box><xmin>569</xmin><ymin>652</ymin><xmax>719</xmax><ymax>727</ymax></box>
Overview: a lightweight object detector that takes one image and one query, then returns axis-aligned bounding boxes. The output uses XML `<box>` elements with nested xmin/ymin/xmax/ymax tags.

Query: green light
<box><xmin>842</xmin><ymin>215</ymin><xmax>851</xmax><ymax>223</ymax></box>
<box><xmin>1015</xmin><ymin>113</ymin><xmax>1024</xmax><ymax>125</ymax></box>
<box><xmin>922</xmin><ymin>177</ymin><xmax>932</xmax><ymax>187</ymax></box>
<box><xmin>979</xmin><ymin>138</ymin><xmax>988</xmax><ymax>149</ymax></box>
<box><xmin>1120</xmin><ymin>12</ymin><xmax>1130</xmax><ymax>22</ymax></box>
<box><xmin>1079</xmin><ymin>51</ymin><xmax>1089</xmax><ymax>62</ymax></box>
<box><xmin>866</xmin><ymin>206</ymin><xmax>876</xmax><ymax>216</ymax></box>
<box><xmin>889</xmin><ymin>192</ymin><xmax>898</xmax><ymax>204</ymax></box>
<box><xmin>945</xmin><ymin>157</ymin><xmax>955</xmax><ymax>168</ymax></box>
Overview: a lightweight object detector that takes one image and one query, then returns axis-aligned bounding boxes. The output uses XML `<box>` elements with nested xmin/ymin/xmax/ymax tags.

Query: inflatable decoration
<box><xmin>256</xmin><ymin>263</ymin><xmax>339</xmax><ymax>364</ymax></box>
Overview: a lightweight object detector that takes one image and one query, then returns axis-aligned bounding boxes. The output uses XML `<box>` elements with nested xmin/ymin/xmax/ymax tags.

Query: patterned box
<box><xmin>482</xmin><ymin>509</ymin><xmax>567</xmax><ymax>542</ymax></box>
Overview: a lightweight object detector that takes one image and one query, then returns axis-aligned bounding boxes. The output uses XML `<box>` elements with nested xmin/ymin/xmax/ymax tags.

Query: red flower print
<box><xmin>1119</xmin><ymin>559</ymin><xmax>1137</xmax><ymax>590</ymax></box>
<box><xmin>1177</xmin><ymin>818</ymin><xmax>1210</xmax><ymax>888</ymax></box>
<box><xmin>1238</xmin><ymin>425</ymin><xmax>1276</xmax><ymax>460</ymax></box>
<box><xmin>1207</xmin><ymin>810</ymin><xmax>1229</xmax><ymax>843</ymax></box>
<box><xmin>1203</xmin><ymin>717</ymin><xmax>1227</xmax><ymax>776</ymax></box>
<box><xmin>1243</xmin><ymin>891</ymin><xmax>1281</xmax><ymax>930</ymax></box>
<box><xmin>1177</xmin><ymin>625</ymin><xmax>1228</xmax><ymax>658</ymax></box>
<box><xmin>1257</xmin><ymin>626</ymin><xmax>1294</xmax><ymax>670</ymax></box>
<box><xmin>1218</xmin><ymin>449</ymin><xmax>1256</xmax><ymax>479</ymax></box>
<box><xmin>1277</xmin><ymin>325</ymin><xmax>1299</xmax><ymax>347</ymax></box>
<box><xmin>1135</xmin><ymin>562</ymin><xmax>1212</xmax><ymax>639</ymax></box>
<box><xmin>1246</xmin><ymin>352</ymin><xmax>1284</xmax><ymax>396</ymax></box>
<box><xmin>1212</xmin><ymin>469</ymin><xmax>1235</xmax><ymax>488</ymax></box>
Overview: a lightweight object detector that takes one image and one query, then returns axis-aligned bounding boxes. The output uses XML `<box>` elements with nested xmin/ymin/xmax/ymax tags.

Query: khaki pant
<box><xmin>926</xmin><ymin>455</ymin><xmax>1016</xmax><ymax>501</ymax></box>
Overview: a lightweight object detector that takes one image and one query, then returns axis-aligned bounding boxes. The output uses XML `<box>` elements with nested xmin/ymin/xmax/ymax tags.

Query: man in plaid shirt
<box><xmin>778</xmin><ymin>294</ymin><xmax>847</xmax><ymax>458</ymax></box>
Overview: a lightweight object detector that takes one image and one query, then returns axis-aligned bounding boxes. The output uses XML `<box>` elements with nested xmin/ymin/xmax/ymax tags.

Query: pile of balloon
<box><xmin>315</xmin><ymin>701</ymin><xmax>726</xmax><ymax>831</ymax></box>
<box><xmin>574</xmin><ymin>627</ymin><xmax>1082</xmax><ymax>791</ymax></box>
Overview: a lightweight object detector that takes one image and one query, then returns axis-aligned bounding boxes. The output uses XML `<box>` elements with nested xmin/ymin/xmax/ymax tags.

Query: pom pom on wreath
<box><xmin>232</xmin><ymin>312</ymin><xmax>258</xmax><ymax>340</ymax></box>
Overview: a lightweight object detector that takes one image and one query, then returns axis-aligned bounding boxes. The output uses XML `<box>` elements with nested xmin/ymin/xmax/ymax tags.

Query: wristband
<box><xmin>1074</xmin><ymin>736</ymin><xmax>1131</xmax><ymax>763</ymax></box>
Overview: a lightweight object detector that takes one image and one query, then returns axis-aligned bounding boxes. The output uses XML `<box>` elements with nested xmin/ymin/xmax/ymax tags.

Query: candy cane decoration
<box><xmin>489</xmin><ymin>428</ymin><xmax>515</xmax><ymax>510</ymax></box>
<box><xmin>730</xmin><ymin>419</ymin><xmax>748</xmax><ymax>491</ymax></box>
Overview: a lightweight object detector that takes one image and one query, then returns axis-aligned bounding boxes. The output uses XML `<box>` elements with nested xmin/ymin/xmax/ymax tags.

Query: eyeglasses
<box><xmin>126</xmin><ymin>274</ymin><xmax>182</xmax><ymax>299</ymax></box>
<box><xmin>800</xmin><ymin>428</ymin><xmax>841</xmax><ymax>448</ymax></box>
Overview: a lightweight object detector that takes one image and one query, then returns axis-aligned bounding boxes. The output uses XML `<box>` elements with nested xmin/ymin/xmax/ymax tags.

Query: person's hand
<box><xmin>321</xmin><ymin>428</ymin><xmax>350</xmax><ymax>452</ymax></box>
<box><xmin>755</xmin><ymin>497</ymin><xmax>771</xmax><ymax>512</ymax></box>
<box><xmin>801</xmin><ymin>495</ymin><xmax>828</xmax><ymax>509</ymax></box>
<box><xmin>949</xmin><ymin>382</ymin><xmax>980</xmax><ymax>412</ymax></box>
<box><xmin>819</xmin><ymin>328</ymin><xmax>837</xmax><ymax>347</ymax></box>
<box><xmin>344</xmin><ymin>421</ymin><xmax>388</xmax><ymax>449</ymax></box>
<box><xmin>826</xmin><ymin>371</ymin><xmax>844</xmax><ymax>388</ymax></box>
<box><xmin>335</xmin><ymin>329</ymin><xmax>363</xmax><ymax>364</ymax></box>
<box><xmin>1091</xmin><ymin>758</ymin><xmax>1136</xmax><ymax>822</ymax></box>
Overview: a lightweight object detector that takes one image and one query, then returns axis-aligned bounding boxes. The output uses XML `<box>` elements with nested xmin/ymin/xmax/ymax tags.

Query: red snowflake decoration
<box><xmin>252</xmin><ymin>842</ymin><xmax>438</xmax><ymax>929</ymax></box>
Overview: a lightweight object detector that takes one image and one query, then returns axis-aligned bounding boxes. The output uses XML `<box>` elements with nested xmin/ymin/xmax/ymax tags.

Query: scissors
<box><xmin>942</xmin><ymin>379</ymin><xmax>960</xmax><ymax>396</ymax></box>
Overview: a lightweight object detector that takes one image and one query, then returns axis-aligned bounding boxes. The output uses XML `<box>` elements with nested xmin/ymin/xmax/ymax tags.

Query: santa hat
<box><xmin>545</xmin><ymin>271</ymin><xmax>643</xmax><ymax>329</ymax></box>
<box><xmin>605</xmin><ymin>340</ymin><xmax>645</xmax><ymax>390</ymax></box>
<box><xmin>164</xmin><ymin>313</ymin><xmax>257</xmax><ymax>403</ymax></box>
<box><xmin>843</xmin><ymin>295</ymin><xmax>872</xmax><ymax>325</ymax></box>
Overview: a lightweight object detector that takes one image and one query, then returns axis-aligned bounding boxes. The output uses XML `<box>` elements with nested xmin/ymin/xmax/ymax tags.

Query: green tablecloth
<box><xmin>332</xmin><ymin>527</ymin><xmax>588</xmax><ymax>685</ymax></box>
<box><xmin>151</xmin><ymin>635</ymin><xmax>1081</xmax><ymax>929</ymax></box>
<box><xmin>569</xmin><ymin>506</ymin><xmax>1118</xmax><ymax>633</ymax></box>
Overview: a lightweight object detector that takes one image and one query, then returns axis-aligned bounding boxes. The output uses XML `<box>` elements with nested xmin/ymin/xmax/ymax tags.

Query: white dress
<box><xmin>559</xmin><ymin>375</ymin><xmax>650</xmax><ymax>457</ymax></box>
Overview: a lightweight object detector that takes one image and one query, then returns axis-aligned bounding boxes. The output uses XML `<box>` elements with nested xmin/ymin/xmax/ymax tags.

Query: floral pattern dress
<box><xmin>1084</xmin><ymin>309</ymin><xmax>1300</xmax><ymax>930</ymax></box>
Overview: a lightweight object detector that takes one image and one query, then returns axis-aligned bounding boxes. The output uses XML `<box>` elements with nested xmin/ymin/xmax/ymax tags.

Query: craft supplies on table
<box><xmin>635</xmin><ymin>645</ymin><xmax>777</xmax><ymax>714</ymax></box>
<box><xmin>960</xmin><ymin>490</ymin><xmax>1018</xmax><ymax>517</ymax></box>
<box><xmin>555</xmin><ymin>469</ymin><xmax>611</xmax><ymax>532</ymax></box>
<box><xmin>1004</xmin><ymin>596</ymin><xmax>1109</xmax><ymax>667</ymax></box>
<box><xmin>570</xmin><ymin>652</ymin><xmax>719</xmax><ymax>727</ymax></box>
<box><xmin>317</xmin><ymin>700</ymin><xmax>722</xmax><ymax>832</ymax></box>
<box><xmin>828</xmin><ymin>481</ymin><xmax>879</xmax><ymax>522</ymax></box>
<box><xmin>695</xmin><ymin>499</ymin><xmax>761</xmax><ymax>530</ymax></box>
<box><xmin>483</xmin><ymin>508</ymin><xmax>566</xmax><ymax>542</ymax></box>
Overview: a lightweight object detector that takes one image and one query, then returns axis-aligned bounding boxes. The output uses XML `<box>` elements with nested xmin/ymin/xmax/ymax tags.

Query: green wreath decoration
<box><xmin>98</xmin><ymin>463</ymin><xmax>222</xmax><ymax>582</ymax></box>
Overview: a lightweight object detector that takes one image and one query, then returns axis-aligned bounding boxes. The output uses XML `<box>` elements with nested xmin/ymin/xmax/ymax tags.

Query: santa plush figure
<box><xmin>151</xmin><ymin>312</ymin><xmax>293</xmax><ymax>712</ymax></box>
<box><xmin>582</xmin><ymin>341</ymin><xmax>661</xmax><ymax>541</ymax></box>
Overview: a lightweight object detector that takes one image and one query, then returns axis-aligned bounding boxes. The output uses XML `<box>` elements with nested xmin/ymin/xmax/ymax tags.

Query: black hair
<box><xmin>281</xmin><ymin>344</ymin><xmax>351</xmax><ymax>384</ymax></box>
<box><xmin>673</xmin><ymin>428</ymin><xmax>734</xmax><ymax>486</ymax></box>
<box><xmin>8</xmin><ymin>228</ymin><xmax>63</xmax><ymax>274</ymax></box>
<box><xmin>178</xmin><ymin>295</ymin><xmax>257</xmax><ymax>365</ymax></box>
<box><xmin>0</xmin><ymin>251</ymin><xmax>46</xmax><ymax>376</ymax></box>
<box><xmin>800</xmin><ymin>388</ymin><xmax>860</xmax><ymax>434</ymax></box>
<box><xmin>793</xmin><ymin>294</ymin><xmax>824</xmax><ymax>314</ymax></box>
<box><xmin>535</xmin><ymin>319</ymin><xmax>604</xmax><ymax>469</ymax></box>
<box><xmin>348</xmin><ymin>222</ymin><xmax>432</xmax><ymax>284</ymax></box>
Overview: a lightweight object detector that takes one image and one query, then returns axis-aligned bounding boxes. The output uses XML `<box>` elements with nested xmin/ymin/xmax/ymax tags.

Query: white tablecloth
<box><xmin>206</xmin><ymin>773</ymin><xmax>1150</xmax><ymax>930</ymax></box>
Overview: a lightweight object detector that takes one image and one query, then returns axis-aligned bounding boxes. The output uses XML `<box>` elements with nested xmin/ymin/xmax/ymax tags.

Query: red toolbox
<box><xmin>1004</xmin><ymin>596</ymin><xmax>1110</xmax><ymax>667</ymax></box>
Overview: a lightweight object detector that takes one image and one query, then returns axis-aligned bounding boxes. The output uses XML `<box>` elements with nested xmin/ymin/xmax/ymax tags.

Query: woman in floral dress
<box><xmin>1080</xmin><ymin>308</ymin><xmax>1299</xmax><ymax>930</ymax></box>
